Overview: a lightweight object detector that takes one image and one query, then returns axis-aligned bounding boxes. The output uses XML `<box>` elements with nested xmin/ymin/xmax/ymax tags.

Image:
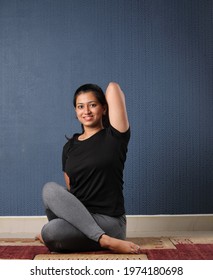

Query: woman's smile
<box><xmin>83</xmin><ymin>115</ymin><xmax>93</xmax><ymax>121</ymax></box>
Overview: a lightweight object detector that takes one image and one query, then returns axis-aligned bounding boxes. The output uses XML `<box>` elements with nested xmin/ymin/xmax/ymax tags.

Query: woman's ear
<box><xmin>103</xmin><ymin>104</ymin><xmax>107</xmax><ymax>115</ymax></box>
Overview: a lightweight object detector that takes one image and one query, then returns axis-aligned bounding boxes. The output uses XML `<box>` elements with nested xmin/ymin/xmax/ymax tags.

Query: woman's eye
<box><xmin>77</xmin><ymin>105</ymin><xmax>84</xmax><ymax>109</ymax></box>
<box><xmin>90</xmin><ymin>103</ymin><xmax>97</xmax><ymax>107</ymax></box>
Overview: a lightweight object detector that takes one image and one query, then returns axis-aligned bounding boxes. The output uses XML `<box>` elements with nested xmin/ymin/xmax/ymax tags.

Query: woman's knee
<box><xmin>42</xmin><ymin>181</ymin><xmax>57</xmax><ymax>195</ymax></box>
<box><xmin>42</xmin><ymin>182</ymin><xmax>62</xmax><ymax>203</ymax></box>
<box><xmin>41</xmin><ymin>222</ymin><xmax>62</xmax><ymax>252</ymax></box>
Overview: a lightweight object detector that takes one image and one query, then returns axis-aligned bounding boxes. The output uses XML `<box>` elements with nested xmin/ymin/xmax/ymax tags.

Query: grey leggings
<box><xmin>41</xmin><ymin>182</ymin><xmax>126</xmax><ymax>252</ymax></box>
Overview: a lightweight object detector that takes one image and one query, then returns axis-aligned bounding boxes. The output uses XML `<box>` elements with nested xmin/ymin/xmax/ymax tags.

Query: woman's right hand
<box><xmin>64</xmin><ymin>172</ymin><xmax>70</xmax><ymax>191</ymax></box>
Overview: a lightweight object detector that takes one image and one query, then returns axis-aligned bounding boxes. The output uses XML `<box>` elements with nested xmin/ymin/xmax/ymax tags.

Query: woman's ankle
<box><xmin>99</xmin><ymin>234</ymin><xmax>111</xmax><ymax>249</ymax></box>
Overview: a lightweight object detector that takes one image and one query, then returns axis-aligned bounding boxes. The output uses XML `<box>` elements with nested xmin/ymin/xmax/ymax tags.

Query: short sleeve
<box><xmin>107</xmin><ymin>125</ymin><xmax>130</xmax><ymax>144</ymax></box>
<box><xmin>62</xmin><ymin>138</ymin><xmax>74</xmax><ymax>171</ymax></box>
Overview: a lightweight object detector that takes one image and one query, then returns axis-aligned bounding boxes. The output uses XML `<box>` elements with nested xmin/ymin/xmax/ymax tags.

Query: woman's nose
<box><xmin>84</xmin><ymin>105</ymin><xmax>91</xmax><ymax>114</ymax></box>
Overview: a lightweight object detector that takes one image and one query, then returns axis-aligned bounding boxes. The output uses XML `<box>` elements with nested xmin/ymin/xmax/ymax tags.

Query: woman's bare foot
<box><xmin>35</xmin><ymin>233</ymin><xmax>44</xmax><ymax>244</ymax></box>
<box><xmin>99</xmin><ymin>234</ymin><xmax>141</xmax><ymax>254</ymax></box>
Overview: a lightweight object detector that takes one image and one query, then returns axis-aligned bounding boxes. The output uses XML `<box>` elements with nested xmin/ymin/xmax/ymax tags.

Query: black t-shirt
<box><xmin>62</xmin><ymin>125</ymin><xmax>130</xmax><ymax>217</ymax></box>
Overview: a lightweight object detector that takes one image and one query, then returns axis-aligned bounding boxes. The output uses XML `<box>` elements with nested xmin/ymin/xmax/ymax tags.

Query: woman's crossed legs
<box><xmin>40</xmin><ymin>182</ymin><xmax>141</xmax><ymax>253</ymax></box>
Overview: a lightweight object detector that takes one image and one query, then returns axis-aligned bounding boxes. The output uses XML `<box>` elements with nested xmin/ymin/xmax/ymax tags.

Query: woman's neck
<box><xmin>79</xmin><ymin>126</ymin><xmax>104</xmax><ymax>140</ymax></box>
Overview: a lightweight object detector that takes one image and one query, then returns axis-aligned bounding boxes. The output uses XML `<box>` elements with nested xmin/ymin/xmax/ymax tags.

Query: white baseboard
<box><xmin>126</xmin><ymin>214</ymin><xmax>213</xmax><ymax>237</ymax></box>
<box><xmin>0</xmin><ymin>215</ymin><xmax>213</xmax><ymax>238</ymax></box>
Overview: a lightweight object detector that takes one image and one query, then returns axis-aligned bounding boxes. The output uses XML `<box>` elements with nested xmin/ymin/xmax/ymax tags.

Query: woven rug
<box><xmin>0</xmin><ymin>246</ymin><xmax>49</xmax><ymax>259</ymax></box>
<box><xmin>171</xmin><ymin>236</ymin><xmax>213</xmax><ymax>245</ymax></box>
<box><xmin>1</xmin><ymin>237</ymin><xmax>213</xmax><ymax>260</ymax></box>
<box><xmin>0</xmin><ymin>237</ymin><xmax>175</xmax><ymax>249</ymax></box>
<box><xmin>127</xmin><ymin>237</ymin><xmax>176</xmax><ymax>249</ymax></box>
<box><xmin>34</xmin><ymin>253</ymin><xmax>148</xmax><ymax>260</ymax></box>
<box><xmin>0</xmin><ymin>237</ymin><xmax>173</xmax><ymax>259</ymax></box>
<box><xmin>0</xmin><ymin>238</ymin><xmax>45</xmax><ymax>246</ymax></box>
<box><xmin>143</xmin><ymin>244</ymin><xmax>213</xmax><ymax>260</ymax></box>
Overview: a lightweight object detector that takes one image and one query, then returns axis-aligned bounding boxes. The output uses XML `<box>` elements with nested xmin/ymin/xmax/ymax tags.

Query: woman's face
<box><xmin>75</xmin><ymin>92</ymin><xmax>106</xmax><ymax>129</ymax></box>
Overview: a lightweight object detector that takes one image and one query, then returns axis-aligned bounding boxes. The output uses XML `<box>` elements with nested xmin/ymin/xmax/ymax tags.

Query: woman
<box><xmin>39</xmin><ymin>82</ymin><xmax>141</xmax><ymax>253</ymax></box>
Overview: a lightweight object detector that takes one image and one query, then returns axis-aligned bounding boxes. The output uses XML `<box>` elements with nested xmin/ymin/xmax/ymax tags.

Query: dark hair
<box><xmin>73</xmin><ymin>84</ymin><xmax>110</xmax><ymax>131</ymax></box>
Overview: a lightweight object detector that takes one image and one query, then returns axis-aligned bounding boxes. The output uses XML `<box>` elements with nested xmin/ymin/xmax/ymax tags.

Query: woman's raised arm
<box><xmin>105</xmin><ymin>82</ymin><xmax>129</xmax><ymax>132</ymax></box>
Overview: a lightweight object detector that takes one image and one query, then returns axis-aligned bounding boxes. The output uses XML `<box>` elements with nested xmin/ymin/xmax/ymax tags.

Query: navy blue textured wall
<box><xmin>0</xmin><ymin>0</ymin><xmax>212</xmax><ymax>215</ymax></box>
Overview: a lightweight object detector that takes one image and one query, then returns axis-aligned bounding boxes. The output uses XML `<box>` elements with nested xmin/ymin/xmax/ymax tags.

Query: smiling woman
<box><xmin>73</xmin><ymin>83</ymin><xmax>110</xmax><ymax>137</ymax></box>
<box><xmin>38</xmin><ymin>82</ymin><xmax>141</xmax><ymax>254</ymax></box>
<box><xmin>75</xmin><ymin>92</ymin><xmax>107</xmax><ymax>139</ymax></box>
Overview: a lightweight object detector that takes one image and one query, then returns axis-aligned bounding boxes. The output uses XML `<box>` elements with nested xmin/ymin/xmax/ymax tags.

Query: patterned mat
<box><xmin>34</xmin><ymin>253</ymin><xmax>148</xmax><ymax>260</ymax></box>
<box><xmin>33</xmin><ymin>237</ymin><xmax>174</xmax><ymax>260</ymax></box>
<box><xmin>0</xmin><ymin>237</ymin><xmax>171</xmax><ymax>260</ymax></box>
<box><xmin>143</xmin><ymin>244</ymin><xmax>213</xmax><ymax>260</ymax></box>
<box><xmin>0</xmin><ymin>246</ymin><xmax>49</xmax><ymax>259</ymax></box>
<box><xmin>171</xmin><ymin>236</ymin><xmax>213</xmax><ymax>245</ymax></box>
<box><xmin>0</xmin><ymin>237</ymin><xmax>175</xmax><ymax>249</ymax></box>
<box><xmin>127</xmin><ymin>237</ymin><xmax>176</xmax><ymax>249</ymax></box>
<box><xmin>1</xmin><ymin>236</ymin><xmax>213</xmax><ymax>260</ymax></box>
<box><xmin>0</xmin><ymin>238</ymin><xmax>43</xmax><ymax>246</ymax></box>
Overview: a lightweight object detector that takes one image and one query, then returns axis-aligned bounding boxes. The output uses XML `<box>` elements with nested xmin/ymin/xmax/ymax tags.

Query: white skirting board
<box><xmin>0</xmin><ymin>215</ymin><xmax>213</xmax><ymax>238</ymax></box>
